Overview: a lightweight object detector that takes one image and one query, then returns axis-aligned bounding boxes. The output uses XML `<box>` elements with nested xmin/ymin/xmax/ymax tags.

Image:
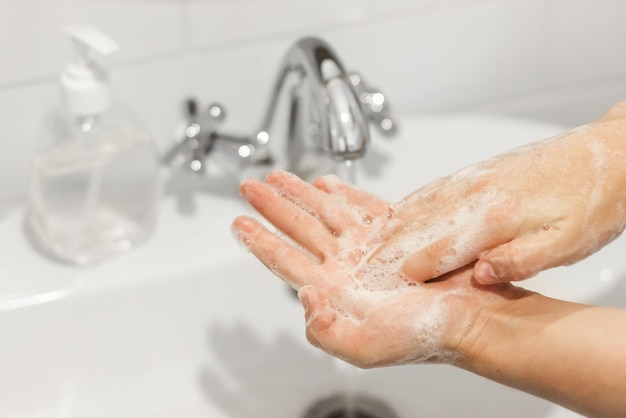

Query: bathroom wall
<box><xmin>2</xmin><ymin>0</ymin><xmax>626</xmax><ymax>204</ymax></box>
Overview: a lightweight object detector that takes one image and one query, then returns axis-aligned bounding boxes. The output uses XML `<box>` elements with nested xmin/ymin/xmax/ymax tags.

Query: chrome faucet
<box><xmin>164</xmin><ymin>37</ymin><xmax>396</xmax><ymax>182</ymax></box>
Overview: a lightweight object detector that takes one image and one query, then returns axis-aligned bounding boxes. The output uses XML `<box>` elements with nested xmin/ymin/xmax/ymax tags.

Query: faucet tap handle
<box><xmin>348</xmin><ymin>72</ymin><xmax>397</xmax><ymax>137</ymax></box>
<box><xmin>183</xmin><ymin>97</ymin><xmax>199</xmax><ymax>119</ymax></box>
<box><xmin>163</xmin><ymin>97</ymin><xmax>210</xmax><ymax>172</ymax></box>
<box><xmin>185</xmin><ymin>102</ymin><xmax>227</xmax><ymax>173</ymax></box>
<box><xmin>163</xmin><ymin>101</ymin><xmax>198</xmax><ymax>166</ymax></box>
<box><xmin>203</xmin><ymin>103</ymin><xmax>226</xmax><ymax>132</ymax></box>
<box><xmin>165</xmin><ymin>98</ymin><xmax>275</xmax><ymax>178</ymax></box>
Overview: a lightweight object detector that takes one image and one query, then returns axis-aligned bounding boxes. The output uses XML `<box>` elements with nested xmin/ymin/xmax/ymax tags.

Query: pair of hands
<box><xmin>233</xmin><ymin>171</ymin><xmax>503</xmax><ymax>367</ymax></box>
<box><xmin>232</xmin><ymin>103</ymin><xmax>626</xmax><ymax>368</ymax></box>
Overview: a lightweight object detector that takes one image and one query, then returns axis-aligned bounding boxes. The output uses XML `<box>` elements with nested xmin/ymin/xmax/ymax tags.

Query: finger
<box><xmin>299</xmin><ymin>285</ymin><xmax>400</xmax><ymax>368</ymax></box>
<box><xmin>385</xmin><ymin>208</ymin><xmax>510</xmax><ymax>283</ymax></box>
<box><xmin>378</xmin><ymin>202</ymin><xmax>442</xmax><ymax>241</ymax></box>
<box><xmin>299</xmin><ymin>286</ymin><xmax>361</xmax><ymax>351</ymax></box>
<box><xmin>396</xmin><ymin>178</ymin><xmax>447</xmax><ymax>208</ymax></box>
<box><xmin>474</xmin><ymin>229</ymin><xmax>575</xmax><ymax>284</ymax></box>
<box><xmin>380</xmin><ymin>179</ymin><xmax>468</xmax><ymax>240</ymax></box>
<box><xmin>265</xmin><ymin>171</ymin><xmax>358</xmax><ymax>233</ymax></box>
<box><xmin>394</xmin><ymin>177</ymin><xmax>469</xmax><ymax>223</ymax></box>
<box><xmin>302</xmin><ymin>294</ymin><xmax>410</xmax><ymax>368</ymax></box>
<box><xmin>298</xmin><ymin>285</ymin><xmax>336</xmax><ymax>349</ymax></box>
<box><xmin>597</xmin><ymin>101</ymin><xmax>626</xmax><ymax>122</ymax></box>
<box><xmin>400</xmin><ymin>237</ymin><xmax>460</xmax><ymax>283</ymax></box>
<box><xmin>232</xmin><ymin>216</ymin><xmax>316</xmax><ymax>289</ymax></box>
<box><xmin>302</xmin><ymin>298</ymin><xmax>370</xmax><ymax>366</ymax></box>
<box><xmin>313</xmin><ymin>174</ymin><xmax>392</xmax><ymax>218</ymax></box>
<box><xmin>371</xmin><ymin>199</ymin><xmax>483</xmax><ymax>280</ymax></box>
<box><xmin>240</xmin><ymin>178</ymin><xmax>336</xmax><ymax>259</ymax></box>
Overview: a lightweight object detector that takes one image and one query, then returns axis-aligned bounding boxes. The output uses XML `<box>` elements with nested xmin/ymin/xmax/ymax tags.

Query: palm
<box><xmin>232</xmin><ymin>172</ymin><xmax>519</xmax><ymax>367</ymax></box>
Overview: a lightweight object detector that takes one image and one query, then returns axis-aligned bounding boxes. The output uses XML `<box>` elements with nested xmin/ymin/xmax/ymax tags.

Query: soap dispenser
<box><xmin>26</xmin><ymin>24</ymin><xmax>161</xmax><ymax>265</ymax></box>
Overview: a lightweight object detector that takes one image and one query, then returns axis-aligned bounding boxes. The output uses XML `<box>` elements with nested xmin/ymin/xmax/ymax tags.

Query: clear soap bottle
<box><xmin>26</xmin><ymin>24</ymin><xmax>161</xmax><ymax>265</ymax></box>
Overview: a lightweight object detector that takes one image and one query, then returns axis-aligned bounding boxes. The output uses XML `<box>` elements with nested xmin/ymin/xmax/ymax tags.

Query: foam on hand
<box><xmin>236</xmin><ymin>172</ymin><xmax>493</xmax><ymax>366</ymax></box>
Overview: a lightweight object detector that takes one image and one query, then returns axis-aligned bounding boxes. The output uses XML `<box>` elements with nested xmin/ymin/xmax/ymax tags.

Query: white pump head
<box><xmin>60</xmin><ymin>24</ymin><xmax>119</xmax><ymax>116</ymax></box>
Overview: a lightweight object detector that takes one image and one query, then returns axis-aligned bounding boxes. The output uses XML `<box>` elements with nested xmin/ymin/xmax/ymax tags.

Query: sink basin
<box><xmin>0</xmin><ymin>113</ymin><xmax>623</xmax><ymax>417</ymax></box>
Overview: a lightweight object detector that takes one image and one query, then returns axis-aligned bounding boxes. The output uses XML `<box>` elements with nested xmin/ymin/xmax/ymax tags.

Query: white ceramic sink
<box><xmin>0</xmin><ymin>113</ymin><xmax>624</xmax><ymax>418</ymax></box>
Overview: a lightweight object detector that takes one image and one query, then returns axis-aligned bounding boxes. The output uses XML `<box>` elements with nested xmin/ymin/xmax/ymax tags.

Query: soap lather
<box><xmin>26</xmin><ymin>24</ymin><xmax>161</xmax><ymax>265</ymax></box>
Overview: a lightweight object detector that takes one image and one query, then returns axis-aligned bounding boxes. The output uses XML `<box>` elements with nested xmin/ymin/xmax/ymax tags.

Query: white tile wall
<box><xmin>325</xmin><ymin>0</ymin><xmax>550</xmax><ymax>114</ymax></box>
<box><xmin>549</xmin><ymin>0</ymin><xmax>626</xmax><ymax>84</ymax></box>
<box><xmin>1</xmin><ymin>0</ymin><xmax>626</xmax><ymax>203</ymax></box>
<box><xmin>186</xmin><ymin>0</ymin><xmax>436</xmax><ymax>50</ymax></box>
<box><xmin>0</xmin><ymin>0</ymin><xmax>184</xmax><ymax>86</ymax></box>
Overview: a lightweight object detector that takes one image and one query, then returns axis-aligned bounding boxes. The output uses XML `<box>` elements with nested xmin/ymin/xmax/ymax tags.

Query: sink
<box><xmin>0</xmin><ymin>113</ymin><xmax>623</xmax><ymax>417</ymax></box>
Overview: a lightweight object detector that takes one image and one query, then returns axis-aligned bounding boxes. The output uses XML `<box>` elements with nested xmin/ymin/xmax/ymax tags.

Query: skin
<box><xmin>231</xmin><ymin>102</ymin><xmax>626</xmax><ymax>417</ymax></box>
<box><xmin>464</xmin><ymin>293</ymin><xmax>626</xmax><ymax>418</ymax></box>
<box><xmin>232</xmin><ymin>171</ymin><xmax>520</xmax><ymax>367</ymax></box>
<box><xmin>386</xmin><ymin>102</ymin><xmax>626</xmax><ymax>285</ymax></box>
<box><xmin>232</xmin><ymin>171</ymin><xmax>626</xmax><ymax>417</ymax></box>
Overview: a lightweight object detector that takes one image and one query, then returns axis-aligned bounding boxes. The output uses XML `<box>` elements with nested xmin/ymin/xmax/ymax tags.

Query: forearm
<box><xmin>459</xmin><ymin>292</ymin><xmax>626</xmax><ymax>418</ymax></box>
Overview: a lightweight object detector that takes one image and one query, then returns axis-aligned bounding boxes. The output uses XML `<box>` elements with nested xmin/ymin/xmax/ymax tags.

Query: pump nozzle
<box><xmin>60</xmin><ymin>24</ymin><xmax>119</xmax><ymax>116</ymax></box>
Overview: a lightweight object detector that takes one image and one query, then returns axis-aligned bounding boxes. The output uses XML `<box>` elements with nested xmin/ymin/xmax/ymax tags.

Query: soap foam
<box><xmin>327</xmin><ymin>267</ymin><xmax>463</xmax><ymax>365</ymax></box>
<box><xmin>577</xmin><ymin>130</ymin><xmax>626</xmax><ymax>259</ymax></box>
<box><xmin>307</xmin><ymin>126</ymin><xmax>626</xmax><ymax>365</ymax></box>
<box><xmin>311</xmin><ymin>186</ymin><xmax>512</xmax><ymax>365</ymax></box>
<box><xmin>361</xmin><ymin>188</ymin><xmax>501</xmax><ymax>288</ymax></box>
<box><xmin>406</xmin><ymin>294</ymin><xmax>451</xmax><ymax>364</ymax></box>
<box><xmin>312</xmin><ymin>199</ymin><xmax>496</xmax><ymax>365</ymax></box>
<box><xmin>241</xmin><ymin>173</ymin><xmax>492</xmax><ymax>365</ymax></box>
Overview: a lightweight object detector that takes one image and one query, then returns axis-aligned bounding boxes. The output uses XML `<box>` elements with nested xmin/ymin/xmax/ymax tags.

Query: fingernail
<box><xmin>239</xmin><ymin>179</ymin><xmax>255</xmax><ymax>199</ymax></box>
<box><xmin>475</xmin><ymin>261</ymin><xmax>499</xmax><ymax>284</ymax></box>
<box><xmin>231</xmin><ymin>224</ymin><xmax>251</xmax><ymax>251</ymax></box>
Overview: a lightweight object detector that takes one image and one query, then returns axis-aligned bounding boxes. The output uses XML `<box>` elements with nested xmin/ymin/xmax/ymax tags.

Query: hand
<box><xmin>232</xmin><ymin>171</ymin><xmax>527</xmax><ymax>368</ymax></box>
<box><xmin>379</xmin><ymin>104</ymin><xmax>626</xmax><ymax>285</ymax></box>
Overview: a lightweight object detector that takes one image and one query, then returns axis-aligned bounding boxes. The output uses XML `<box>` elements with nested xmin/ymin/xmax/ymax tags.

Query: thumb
<box><xmin>474</xmin><ymin>232</ymin><xmax>569</xmax><ymax>284</ymax></box>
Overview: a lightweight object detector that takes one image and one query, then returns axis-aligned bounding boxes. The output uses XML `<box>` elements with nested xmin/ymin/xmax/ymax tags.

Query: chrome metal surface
<box><xmin>302</xmin><ymin>393</ymin><xmax>399</xmax><ymax>418</ymax></box>
<box><xmin>163</xmin><ymin>37</ymin><xmax>395</xmax><ymax>182</ymax></box>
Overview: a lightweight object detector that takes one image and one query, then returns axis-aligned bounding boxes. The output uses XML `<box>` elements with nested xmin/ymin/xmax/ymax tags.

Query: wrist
<box><xmin>448</xmin><ymin>285</ymin><xmax>626</xmax><ymax>417</ymax></box>
<box><xmin>444</xmin><ymin>284</ymin><xmax>535</xmax><ymax>369</ymax></box>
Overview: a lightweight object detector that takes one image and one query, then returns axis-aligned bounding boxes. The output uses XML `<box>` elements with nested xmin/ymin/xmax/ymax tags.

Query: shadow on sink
<box><xmin>198</xmin><ymin>322</ymin><xmax>563</xmax><ymax>418</ymax></box>
<box><xmin>199</xmin><ymin>323</ymin><xmax>350</xmax><ymax>417</ymax></box>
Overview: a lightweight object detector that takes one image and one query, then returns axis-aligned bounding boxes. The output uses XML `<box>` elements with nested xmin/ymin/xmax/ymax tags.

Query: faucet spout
<box><xmin>257</xmin><ymin>37</ymin><xmax>370</xmax><ymax>179</ymax></box>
